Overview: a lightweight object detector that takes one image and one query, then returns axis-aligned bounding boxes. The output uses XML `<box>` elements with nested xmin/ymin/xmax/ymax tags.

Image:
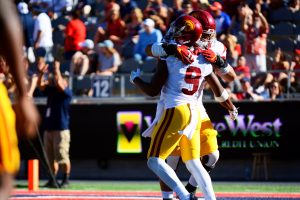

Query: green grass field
<box><xmin>16</xmin><ymin>180</ymin><xmax>300</xmax><ymax>193</ymax></box>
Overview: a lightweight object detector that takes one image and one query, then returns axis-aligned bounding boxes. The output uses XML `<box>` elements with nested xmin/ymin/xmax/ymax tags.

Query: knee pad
<box><xmin>201</xmin><ymin>150</ymin><xmax>219</xmax><ymax>172</ymax></box>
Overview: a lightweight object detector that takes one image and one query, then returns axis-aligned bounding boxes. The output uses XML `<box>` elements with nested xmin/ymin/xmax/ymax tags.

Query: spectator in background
<box><xmin>252</xmin><ymin>72</ymin><xmax>274</xmax><ymax>99</ymax></box>
<box><xmin>291</xmin><ymin>48</ymin><xmax>300</xmax><ymax>80</ymax></box>
<box><xmin>166</xmin><ymin>0</ymin><xmax>185</xmax><ymax>25</ymax></box>
<box><xmin>119</xmin><ymin>0</ymin><xmax>138</xmax><ymax>23</ymax></box>
<box><xmin>166</xmin><ymin>0</ymin><xmax>197</xmax><ymax>26</ymax></box>
<box><xmin>236</xmin><ymin>77</ymin><xmax>264</xmax><ymax>101</ymax></box>
<box><xmin>181</xmin><ymin>0</ymin><xmax>194</xmax><ymax>15</ymax></box>
<box><xmin>134</xmin><ymin>18</ymin><xmax>163</xmax><ymax>62</ymax></box>
<box><xmin>267</xmin><ymin>80</ymin><xmax>284</xmax><ymax>100</ymax></box>
<box><xmin>209</xmin><ymin>2</ymin><xmax>232</xmax><ymax>38</ymax></box>
<box><xmin>221</xmin><ymin>34</ymin><xmax>242</xmax><ymax>67</ymax></box>
<box><xmin>52</xmin><ymin>8</ymin><xmax>71</xmax><ymax>61</ymax></box>
<box><xmin>144</xmin><ymin>0</ymin><xmax>169</xmax><ymax>25</ymax></box>
<box><xmin>289</xmin><ymin>0</ymin><xmax>300</xmax><ymax>12</ymax></box>
<box><xmin>94</xmin><ymin>7</ymin><xmax>127</xmax><ymax>54</ymax></box>
<box><xmin>70</xmin><ymin>39</ymin><xmax>95</xmax><ymax>76</ymax></box>
<box><xmin>121</xmin><ymin>8</ymin><xmax>144</xmax><ymax>59</ymax></box>
<box><xmin>96</xmin><ymin>40</ymin><xmax>121</xmax><ymax>75</ymax></box>
<box><xmin>64</xmin><ymin>8</ymin><xmax>86</xmax><ymax>60</ymax></box>
<box><xmin>37</xmin><ymin>60</ymin><xmax>72</xmax><ymax>188</ymax></box>
<box><xmin>228</xmin><ymin>2</ymin><xmax>249</xmax><ymax>45</ymax></box>
<box><xmin>271</xmin><ymin>48</ymin><xmax>290</xmax><ymax>80</ymax></box>
<box><xmin>0</xmin><ymin>56</ymin><xmax>16</xmax><ymax>95</ymax></box>
<box><xmin>241</xmin><ymin>8</ymin><xmax>269</xmax><ymax>74</ymax></box>
<box><xmin>17</xmin><ymin>2</ymin><xmax>36</xmax><ymax>64</ymax></box>
<box><xmin>234</xmin><ymin>55</ymin><xmax>251</xmax><ymax>80</ymax></box>
<box><xmin>32</xmin><ymin>5</ymin><xmax>54</xmax><ymax>63</ymax></box>
<box><xmin>103</xmin><ymin>0</ymin><xmax>120</xmax><ymax>19</ymax></box>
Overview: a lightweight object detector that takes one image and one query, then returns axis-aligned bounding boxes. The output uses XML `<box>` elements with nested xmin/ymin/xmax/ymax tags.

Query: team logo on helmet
<box><xmin>184</xmin><ymin>20</ymin><xmax>195</xmax><ymax>32</ymax></box>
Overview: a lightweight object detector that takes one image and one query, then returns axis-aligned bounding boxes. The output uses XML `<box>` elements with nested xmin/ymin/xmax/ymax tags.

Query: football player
<box><xmin>0</xmin><ymin>0</ymin><xmax>40</xmax><ymax>199</ymax></box>
<box><xmin>143</xmin><ymin>9</ymin><xmax>238</xmax><ymax>199</ymax></box>
<box><xmin>131</xmin><ymin>14</ymin><xmax>237</xmax><ymax>200</ymax></box>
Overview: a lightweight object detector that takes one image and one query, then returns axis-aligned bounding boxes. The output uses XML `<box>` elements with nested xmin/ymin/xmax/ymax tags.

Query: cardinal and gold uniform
<box><xmin>0</xmin><ymin>83</ymin><xmax>20</xmax><ymax>175</ymax></box>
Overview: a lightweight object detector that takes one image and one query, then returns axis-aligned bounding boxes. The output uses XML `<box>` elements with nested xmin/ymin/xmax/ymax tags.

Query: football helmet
<box><xmin>189</xmin><ymin>9</ymin><xmax>216</xmax><ymax>48</ymax></box>
<box><xmin>170</xmin><ymin>14</ymin><xmax>203</xmax><ymax>47</ymax></box>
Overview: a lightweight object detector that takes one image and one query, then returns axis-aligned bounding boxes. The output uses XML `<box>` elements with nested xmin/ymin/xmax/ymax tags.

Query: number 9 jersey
<box><xmin>162</xmin><ymin>53</ymin><xmax>213</xmax><ymax>109</ymax></box>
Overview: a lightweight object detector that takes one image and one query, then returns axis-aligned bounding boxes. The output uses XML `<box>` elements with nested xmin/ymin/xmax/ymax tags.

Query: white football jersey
<box><xmin>197</xmin><ymin>39</ymin><xmax>227</xmax><ymax>119</ymax></box>
<box><xmin>162</xmin><ymin>54</ymin><xmax>213</xmax><ymax>109</ymax></box>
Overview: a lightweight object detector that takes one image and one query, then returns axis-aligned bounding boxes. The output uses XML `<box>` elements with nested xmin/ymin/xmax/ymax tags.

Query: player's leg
<box><xmin>0</xmin><ymin>173</ymin><xmax>14</xmax><ymax>200</ymax></box>
<box><xmin>0</xmin><ymin>84</ymin><xmax>21</xmax><ymax>199</ymax></box>
<box><xmin>186</xmin><ymin>118</ymin><xmax>219</xmax><ymax>195</ymax></box>
<box><xmin>147</xmin><ymin>106</ymin><xmax>192</xmax><ymax>200</ymax></box>
<box><xmin>159</xmin><ymin>149</ymin><xmax>181</xmax><ymax>200</ymax></box>
<box><xmin>180</xmin><ymin>117</ymin><xmax>216</xmax><ymax>200</ymax></box>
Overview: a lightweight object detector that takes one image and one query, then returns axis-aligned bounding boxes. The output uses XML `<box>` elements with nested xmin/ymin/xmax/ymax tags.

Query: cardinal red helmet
<box><xmin>189</xmin><ymin>9</ymin><xmax>216</xmax><ymax>48</ymax></box>
<box><xmin>171</xmin><ymin>14</ymin><xmax>203</xmax><ymax>47</ymax></box>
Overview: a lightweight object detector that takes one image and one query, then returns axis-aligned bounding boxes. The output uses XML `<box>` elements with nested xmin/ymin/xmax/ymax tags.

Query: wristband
<box><xmin>151</xmin><ymin>42</ymin><xmax>168</xmax><ymax>57</ymax></box>
<box><xmin>214</xmin><ymin>55</ymin><xmax>228</xmax><ymax>68</ymax></box>
<box><xmin>214</xmin><ymin>89</ymin><xmax>229</xmax><ymax>102</ymax></box>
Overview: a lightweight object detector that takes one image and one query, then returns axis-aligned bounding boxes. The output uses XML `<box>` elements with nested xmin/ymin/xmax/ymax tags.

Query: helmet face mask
<box><xmin>189</xmin><ymin>9</ymin><xmax>216</xmax><ymax>48</ymax></box>
<box><xmin>197</xmin><ymin>30</ymin><xmax>216</xmax><ymax>49</ymax></box>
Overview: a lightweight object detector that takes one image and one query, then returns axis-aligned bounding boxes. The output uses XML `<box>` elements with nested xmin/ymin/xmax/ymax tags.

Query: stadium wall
<box><xmin>18</xmin><ymin>100</ymin><xmax>300</xmax><ymax>181</ymax></box>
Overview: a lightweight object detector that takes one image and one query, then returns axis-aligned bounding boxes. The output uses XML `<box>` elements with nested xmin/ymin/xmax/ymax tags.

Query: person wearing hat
<box><xmin>37</xmin><ymin>60</ymin><xmax>72</xmax><ymax>188</ymax></box>
<box><xmin>134</xmin><ymin>18</ymin><xmax>162</xmax><ymax>62</ymax></box>
<box><xmin>210</xmin><ymin>2</ymin><xmax>231</xmax><ymax>38</ymax></box>
<box><xmin>17</xmin><ymin>2</ymin><xmax>36</xmax><ymax>63</ymax></box>
<box><xmin>96</xmin><ymin>39</ymin><xmax>122</xmax><ymax>75</ymax></box>
<box><xmin>70</xmin><ymin>39</ymin><xmax>96</xmax><ymax>76</ymax></box>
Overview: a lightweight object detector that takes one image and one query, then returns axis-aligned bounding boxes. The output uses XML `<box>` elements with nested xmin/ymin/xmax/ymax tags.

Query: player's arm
<box><xmin>0</xmin><ymin>0</ymin><xmax>40</xmax><ymax>137</ymax></box>
<box><xmin>205</xmin><ymin>72</ymin><xmax>238</xmax><ymax>120</ymax></box>
<box><xmin>145</xmin><ymin>42</ymin><xmax>194</xmax><ymax>64</ymax></box>
<box><xmin>214</xmin><ymin>63</ymin><xmax>236</xmax><ymax>82</ymax></box>
<box><xmin>131</xmin><ymin>59</ymin><xmax>168</xmax><ymax>97</ymax></box>
<box><xmin>197</xmin><ymin>47</ymin><xmax>236</xmax><ymax>82</ymax></box>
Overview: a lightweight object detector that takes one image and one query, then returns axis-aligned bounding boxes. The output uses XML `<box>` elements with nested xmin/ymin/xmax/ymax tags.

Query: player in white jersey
<box><xmin>143</xmin><ymin>10</ymin><xmax>238</xmax><ymax>199</ymax></box>
<box><xmin>131</xmin><ymin>14</ymin><xmax>237</xmax><ymax>200</ymax></box>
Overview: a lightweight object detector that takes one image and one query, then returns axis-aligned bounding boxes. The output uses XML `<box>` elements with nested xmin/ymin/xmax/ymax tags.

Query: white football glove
<box><xmin>130</xmin><ymin>68</ymin><xmax>141</xmax><ymax>84</ymax></box>
<box><xmin>229</xmin><ymin>107</ymin><xmax>238</xmax><ymax>120</ymax></box>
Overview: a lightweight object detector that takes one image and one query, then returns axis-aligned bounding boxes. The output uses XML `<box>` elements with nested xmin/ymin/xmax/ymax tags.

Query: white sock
<box><xmin>185</xmin><ymin>159</ymin><xmax>216</xmax><ymax>200</ymax></box>
<box><xmin>147</xmin><ymin>157</ymin><xmax>189</xmax><ymax>200</ymax></box>
<box><xmin>162</xmin><ymin>191</ymin><xmax>174</xmax><ymax>199</ymax></box>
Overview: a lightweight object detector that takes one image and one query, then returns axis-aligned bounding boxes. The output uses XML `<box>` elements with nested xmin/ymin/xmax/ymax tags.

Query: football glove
<box><xmin>175</xmin><ymin>45</ymin><xmax>194</xmax><ymax>64</ymax></box>
<box><xmin>130</xmin><ymin>68</ymin><xmax>141</xmax><ymax>84</ymax></box>
<box><xmin>162</xmin><ymin>43</ymin><xmax>194</xmax><ymax>64</ymax></box>
<box><xmin>229</xmin><ymin>107</ymin><xmax>239</xmax><ymax>120</ymax></box>
<box><xmin>201</xmin><ymin>48</ymin><xmax>217</xmax><ymax>63</ymax></box>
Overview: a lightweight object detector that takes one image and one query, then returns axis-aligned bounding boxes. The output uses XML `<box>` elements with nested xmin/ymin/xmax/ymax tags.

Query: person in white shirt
<box><xmin>32</xmin><ymin>5</ymin><xmax>54</xmax><ymax>63</ymax></box>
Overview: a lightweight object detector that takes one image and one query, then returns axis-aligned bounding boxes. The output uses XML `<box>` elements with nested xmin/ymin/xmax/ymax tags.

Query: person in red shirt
<box><xmin>64</xmin><ymin>9</ymin><xmax>86</xmax><ymax>60</ymax></box>
<box><xmin>241</xmin><ymin>8</ymin><xmax>269</xmax><ymax>74</ymax></box>
<box><xmin>94</xmin><ymin>8</ymin><xmax>126</xmax><ymax>54</ymax></box>
<box><xmin>234</xmin><ymin>55</ymin><xmax>251</xmax><ymax>80</ymax></box>
<box><xmin>291</xmin><ymin>49</ymin><xmax>300</xmax><ymax>80</ymax></box>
